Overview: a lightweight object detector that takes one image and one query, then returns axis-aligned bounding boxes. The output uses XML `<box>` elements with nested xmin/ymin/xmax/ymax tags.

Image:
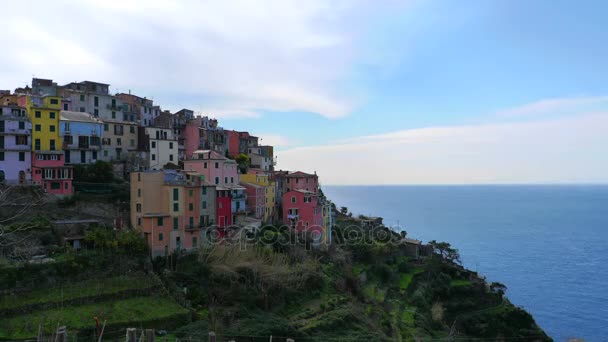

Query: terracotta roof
<box><xmin>286</xmin><ymin>171</ymin><xmax>316</xmax><ymax>178</ymax></box>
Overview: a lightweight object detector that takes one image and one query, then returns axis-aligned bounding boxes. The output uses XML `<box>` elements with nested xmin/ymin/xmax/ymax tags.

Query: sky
<box><xmin>2</xmin><ymin>0</ymin><xmax>608</xmax><ymax>184</ymax></box>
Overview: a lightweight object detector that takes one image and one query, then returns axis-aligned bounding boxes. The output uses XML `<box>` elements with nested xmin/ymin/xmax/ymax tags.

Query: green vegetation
<box><xmin>0</xmin><ymin>274</ymin><xmax>154</xmax><ymax>310</ymax></box>
<box><xmin>0</xmin><ymin>297</ymin><xmax>188</xmax><ymax>340</ymax></box>
<box><xmin>450</xmin><ymin>279</ymin><xmax>472</xmax><ymax>287</ymax></box>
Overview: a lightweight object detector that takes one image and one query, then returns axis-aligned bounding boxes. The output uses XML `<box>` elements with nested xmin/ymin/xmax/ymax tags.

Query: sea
<box><xmin>323</xmin><ymin>185</ymin><xmax>608</xmax><ymax>342</ymax></box>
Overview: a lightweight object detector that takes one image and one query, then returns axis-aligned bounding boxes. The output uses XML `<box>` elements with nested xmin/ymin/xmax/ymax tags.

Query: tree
<box><xmin>490</xmin><ymin>281</ymin><xmax>507</xmax><ymax>297</ymax></box>
<box><xmin>340</xmin><ymin>206</ymin><xmax>348</xmax><ymax>215</ymax></box>
<box><xmin>428</xmin><ymin>240</ymin><xmax>461</xmax><ymax>264</ymax></box>
<box><xmin>0</xmin><ymin>185</ymin><xmax>45</xmax><ymax>259</ymax></box>
<box><xmin>74</xmin><ymin>160</ymin><xmax>114</xmax><ymax>183</ymax></box>
<box><xmin>234</xmin><ymin>153</ymin><xmax>251</xmax><ymax>174</ymax></box>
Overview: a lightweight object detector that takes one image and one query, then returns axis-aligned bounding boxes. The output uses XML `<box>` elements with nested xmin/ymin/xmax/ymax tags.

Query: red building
<box><xmin>284</xmin><ymin>171</ymin><xmax>319</xmax><ymax>193</ymax></box>
<box><xmin>282</xmin><ymin>189</ymin><xmax>322</xmax><ymax>234</ymax></box>
<box><xmin>216</xmin><ymin>187</ymin><xmax>232</xmax><ymax>228</ymax></box>
<box><xmin>226</xmin><ymin>130</ymin><xmax>250</xmax><ymax>157</ymax></box>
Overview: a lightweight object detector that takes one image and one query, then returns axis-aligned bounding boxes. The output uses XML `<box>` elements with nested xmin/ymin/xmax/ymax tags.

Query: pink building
<box><xmin>242</xmin><ymin>182</ymin><xmax>265</xmax><ymax>219</ymax></box>
<box><xmin>31</xmin><ymin>152</ymin><xmax>73</xmax><ymax>195</ymax></box>
<box><xmin>285</xmin><ymin>171</ymin><xmax>319</xmax><ymax>193</ymax></box>
<box><xmin>183</xmin><ymin>150</ymin><xmax>239</xmax><ymax>186</ymax></box>
<box><xmin>181</xmin><ymin>117</ymin><xmax>202</xmax><ymax>161</ymax></box>
<box><xmin>282</xmin><ymin>189</ymin><xmax>322</xmax><ymax>234</ymax></box>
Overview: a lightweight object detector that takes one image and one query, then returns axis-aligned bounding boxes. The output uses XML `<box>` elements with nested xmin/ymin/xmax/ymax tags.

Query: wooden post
<box><xmin>54</xmin><ymin>326</ymin><xmax>67</xmax><ymax>342</ymax></box>
<box><xmin>126</xmin><ymin>328</ymin><xmax>137</xmax><ymax>342</ymax></box>
<box><xmin>97</xmin><ymin>320</ymin><xmax>107</xmax><ymax>342</ymax></box>
<box><xmin>37</xmin><ymin>323</ymin><xmax>43</xmax><ymax>342</ymax></box>
<box><xmin>208</xmin><ymin>332</ymin><xmax>216</xmax><ymax>342</ymax></box>
<box><xmin>145</xmin><ymin>329</ymin><xmax>155</xmax><ymax>342</ymax></box>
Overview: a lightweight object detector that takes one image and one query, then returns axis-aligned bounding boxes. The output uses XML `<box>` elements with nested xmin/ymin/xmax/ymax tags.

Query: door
<box><xmin>219</xmin><ymin>216</ymin><xmax>225</xmax><ymax>228</ymax></box>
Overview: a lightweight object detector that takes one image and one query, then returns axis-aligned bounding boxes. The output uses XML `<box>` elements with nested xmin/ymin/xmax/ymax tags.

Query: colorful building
<box><xmin>282</xmin><ymin>189</ymin><xmax>323</xmax><ymax>235</ymax></box>
<box><xmin>284</xmin><ymin>171</ymin><xmax>319</xmax><ymax>193</ymax></box>
<box><xmin>60</xmin><ymin>111</ymin><xmax>103</xmax><ymax>164</ymax></box>
<box><xmin>240</xmin><ymin>171</ymin><xmax>276</xmax><ymax>223</ymax></box>
<box><xmin>130</xmin><ymin>170</ymin><xmax>208</xmax><ymax>257</ymax></box>
<box><xmin>21</xmin><ymin>95</ymin><xmax>73</xmax><ymax>195</ymax></box>
<box><xmin>0</xmin><ymin>105</ymin><xmax>31</xmax><ymax>184</ymax></box>
<box><xmin>142</xmin><ymin>127</ymin><xmax>178</xmax><ymax>169</ymax></box>
<box><xmin>100</xmin><ymin>120</ymin><xmax>139</xmax><ymax>162</ymax></box>
<box><xmin>242</xmin><ymin>182</ymin><xmax>265</xmax><ymax>219</ymax></box>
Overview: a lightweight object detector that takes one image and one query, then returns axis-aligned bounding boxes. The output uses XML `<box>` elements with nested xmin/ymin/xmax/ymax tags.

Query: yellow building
<box><xmin>24</xmin><ymin>95</ymin><xmax>62</xmax><ymax>151</ymax></box>
<box><xmin>240</xmin><ymin>172</ymin><xmax>276</xmax><ymax>223</ymax></box>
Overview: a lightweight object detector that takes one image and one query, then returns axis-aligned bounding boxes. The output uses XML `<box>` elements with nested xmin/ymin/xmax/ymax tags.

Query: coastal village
<box><xmin>0</xmin><ymin>78</ymin><xmax>337</xmax><ymax>255</ymax></box>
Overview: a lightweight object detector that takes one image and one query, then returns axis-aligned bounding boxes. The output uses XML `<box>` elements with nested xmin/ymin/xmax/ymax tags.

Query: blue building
<box><xmin>60</xmin><ymin>111</ymin><xmax>103</xmax><ymax>165</ymax></box>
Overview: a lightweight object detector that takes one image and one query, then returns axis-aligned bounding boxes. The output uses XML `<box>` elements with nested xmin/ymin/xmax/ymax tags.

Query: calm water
<box><xmin>323</xmin><ymin>185</ymin><xmax>608</xmax><ymax>342</ymax></box>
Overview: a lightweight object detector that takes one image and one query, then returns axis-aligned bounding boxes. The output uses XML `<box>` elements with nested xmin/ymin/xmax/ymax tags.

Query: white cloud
<box><xmin>0</xmin><ymin>0</ymin><xmax>398</xmax><ymax>118</ymax></box>
<box><xmin>277</xmin><ymin>112</ymin><xmax>608</xmax><ymax>184</ymax></box>
<box><xmin>256</xmin><ymin>134</ymin><xmax>292</xmax><ymax>149</ymax></box>
<box><xmin>494</xmin><ymin>96</ymin><xmax>608</xmax><ymax>119</ymax></box>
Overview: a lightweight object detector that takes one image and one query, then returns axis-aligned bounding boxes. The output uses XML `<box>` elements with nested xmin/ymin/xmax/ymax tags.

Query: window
<box><xmin>94</xmin><ymin>109</ymin><xmax>99</xmax><ymax>116</ymax></box>
<box><xmin>136</xmin><ymin>203</ymin><xmax>141</xmax><ymax>212</ymax></box>
<box><xmin>291</xmin><ymin>196</ymin><xmax>296</xmax><ymax>203</ymax></box>
<box><xmin>34</xmin><ymin>124</ymin><xmax>41</xmax><ymax>132</ymax></box>
<box><xmin>18</xmin><ymin>121</ymin><xmax>25</xmax><ymax>130</ymax></box>
<box><xmin>231</xmin><ymin>177</ymin><xmax>234</xmax><ymax>183</ymax></box>
<box><xmin>94</xmin><ymin>96</ymin><xmax>99</xmax><ymax>106</ymax></box>
<box><xmin>215</xmin><ymin>162</ymin><xmax>219</xmax><ymax>168</ymax></box>
<box><xmin>35</xmin><ymin>111</ymin><xmax>41</xmax><ymax>118</ymax></box>
<box><xmin>173</xmin><ymin>188</ymin><xmax>179</xmax><ymax>201</ymax></box>
<box><xmin>114</xmin><ymin>125</ymin><xmax>123</xmax><ymax>135</ymax></box>
<box><xmin>189</xmin><ymin>189</ymin><xmax>193</xmax><ymax>197</ymax></box>
<box><xmin>224</xmin><ymin>177</ymin><xmax>228</xmax><ymax>184</ymax></box>
<box><xmin>169</xmin><ymin>142</ymin><xmax>173</xmax><ymax>149</ymax></box>
<box><xmin>50</xmin><ymin>125</ymin><xmax>55</xmax><ymax>132</ymax></box>
<box><xmin>130</xmin><ymin>126</ymin><xmax>135</xmax><ymax>133</ymax></box>
<box><xmin>104</xmin><ymin>123</ymin><xmax>109</xmax><ymax>131</ymax></box>
<box><xmin>151</xmin><ymin>154</ymin><xmax>156</xmax><ymax>161</ymax></box>
<box><xmin>202</xmin><ymin>187</ymin><xmax>207</xmax><ymax>195</ymax></box>
<box><xmin>215</xmin><ymin>177</ymin><xmax>219</xmax><ymax>185</ymax></box>
<box><xmin>151</xmin><ymin>141</ymin><xmax>156</xmax><ymax>148</ymax></box>
<box><xmin>92</xmin><ymin>151</ymin><xmax>97</xmax><ymax>159</ymax></box>
<box><xmin>137</xmin><ymin>189</ymin><xmax>141</xmax><ymax>197</ymax></box>
<box><xmin>158</xmin><ymin>233</ymin><xmax>163</xmax><ymax>241</ymax></box>
<box><xmin>19</xmin><ymin>152</ymin><xmax>25</xmax><ymax>161</ymax></box>
<box><xmin>138</xmin><ymin>173</ymin><xmax>141</xmax><ymax>181</ymax></box>
<box><xmin>204</xmin><ymin>162</ymin><xmax>208</xmax><ymax>168</ymax></box>
<box><xmin>157</xmin><ymin>217</ymin><xmax>164</xmax><ymax>226</ymax></box>
<box><xmin>16</xmin><ymin>135</ymin><xmax>28</xmax><ymax>145</ymax></box>
<box><xmin>130</xmin><ymin>139</ymin><xmax>134</xmax><ymax>147</ymax></box>
<box><xmin>173</xmin><ymin>217</ymin><xmax>179</xmax><ymax>230</ymax></box>
<box><xmin>0</xmin><ymin>152</ymin><xmax>4</xmax><ymax>161</ymax></box>
<box><xmin>189</xmin><ymin>203</ymin><xmax>194</xmax><ymax>211</ymax></box>
<box><xmin>80</xmin><ymin>107</ymin><xmax>85</xmax><ymax>112</ymax></box>
<box><xmin>49</xmin><ymin>112</ymin><xmax>55</xmax><ymax>119</ymax></box>
<box><xmin>137</xmin><ymin>217</ymin><xmax>141</xmax><ymax>226</ymax></box>
<box><xmin>35</xmin><ymin>139</ymin><xmax>41</xmax><ymax>150</ymax></box>
<box><xmin>116</xmin><ymin>138</ymin><xmax>121</xmax><ymax>146</ymax></box>
<box><xmin>189</xmin><ymin>217</ymin><xmax>194</xmax><ymax>228</ymax></box>
<box><xmin>202</xmin><ymin>201</ymin><xmax>207</xmax><ymax>209</ymax></box>
<box><xmin>51</xmin><ymin>182</ymin><xmax>61</xmax><ymax>190</ymax></box>
<box><xmin>304</xmin><ymin>196</ymin><xmax>311</xmax><ymax>203</ymax></box>
<box><xmin>80</xmin><ymin>94</ymin><xmax>85</xmax><ymax>101</ymax></box>
<box><xmin>50</xmin><ymin>139</ymin><xmax>56</xmax><ymax>150</ymax></box>
<box><xmin>63</xmin><ymin>103</ymin><xmax>68</xmax><ymax>110</ymax></box>
<box><xmin>112</xmin><ymin>111</ymin><xmax>116</xmax><ymax>119</ymax></box>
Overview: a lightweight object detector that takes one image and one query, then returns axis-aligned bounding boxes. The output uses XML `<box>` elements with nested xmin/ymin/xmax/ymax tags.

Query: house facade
<box><xmin>101</xmin><ymin>120</ymin><xmax>139</xmax><ymax>162</ymax></box>
<box><xmin>130</xmin><ymin>170</ymin><xmax>206</xmax><ymax>257</ymax></box>
<box><xmin>242</xmin><ymin>182</ymin><xmax>265</xmax><ymax>219</ymax></box>
<box><xmin>60</xmin><ymin>111</ymin><xmax>103</xmax><ymax>165</ymax></box>
<box><xmin>282</xmin><ymin>189</ymin><xmax>323</xmax><ymax>234</ymax></box>
<box><xmin>144</xmin><ymin>127</ymin><xmax>178</xmax><ymax>169</ymax></box>
<box><xmin>285</xmin><ymin>171</ymin><xmax>319</xmax><ymax>193</ymax></box>
<box><xmin>0</xmin><ymin>105</ymin><xmax>31</xmax><ymax>184</ymax></box>
<box><xmin>21</xmin><ymin>95</ymin><xmax>73</xmax><ymax>195</ymax></box>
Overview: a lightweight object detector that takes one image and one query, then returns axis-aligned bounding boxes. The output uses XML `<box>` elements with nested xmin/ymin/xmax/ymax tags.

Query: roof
<box><xmin>286</xmin><ymin>171</ymin><xmax>317</xmax><ymax>178</ymax></box>
<box><xmin>60</xmin><ymin>110</ymin><xmax>103</xmax><ymax>124</ymax></box>
<box><xmin>241</xmin><ymin>182</ymin><xmax>263</xmax><ymax>189</ymax></box>
<box><xmin>402</xmin><ymin>238</ymin><xmax>422</xmax><ymax>245</ymax></box>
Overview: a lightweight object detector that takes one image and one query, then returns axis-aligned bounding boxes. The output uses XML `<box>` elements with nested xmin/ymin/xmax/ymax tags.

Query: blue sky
<box><xmin>2</xmin><ymin>0</ymin><xmax>607</xmax><ymax>184</ymax></box>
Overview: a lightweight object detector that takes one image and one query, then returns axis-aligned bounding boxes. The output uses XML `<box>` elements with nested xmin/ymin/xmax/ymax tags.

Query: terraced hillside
<box><xmin>0</xmin><ymin>272</ymin><xmax>189</xmax><ymax>340</ymax></box>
